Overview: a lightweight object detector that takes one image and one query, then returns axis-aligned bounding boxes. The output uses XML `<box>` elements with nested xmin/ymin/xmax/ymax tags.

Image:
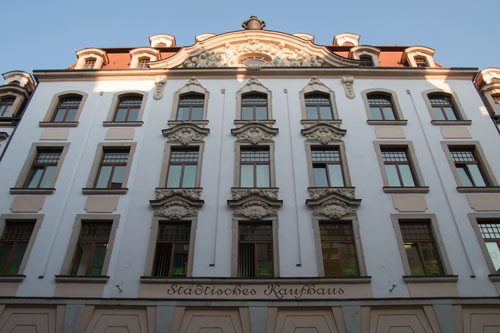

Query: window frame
<box><xmin>170</xmin><ymin>80</ymin><xmax>209</xmax><ymax>124</ymax></box>
<box><xmin>299</xmin><ymin>80</ymin><xmax>340</xmax><ymax>124</ymax></box>
<box><xmin>0</xmin><ymin>96</ymin><xmax>16</xmax><ymax>117</ymax></box>
<box><xmin>350</xmin><ymin>46</ymin><xmax>381</xmax><ymax>66</ymax></box>
<box><xmin>59</xmin><ymin>214</ymin><xmax>119</xmax><ymax>278</ymax></box>
<box><xmin>0</xmin><ymin>92</ymin><xmax>23</xmax><ymax>118</ymax></box>
<box><xmin>104</xmin><ymin>91</ymin><xmax>147</xmax><ymax>126</ymax></box>
<box><xmin>391</xmin><ymin>214</ymin><xmax>454</xmax><ymax>279</ymax></box>
<box><xmin>422</xmin><ymin>89</ymin><xmax>470</xmax><ymax>125</ymax></box>
<box><xmin>82</xmin><ymin>142</ymin><xmax>136</xmax><ymax>195</ymax></box>
<box><xmin>11</xmin><ymin>143</ymin><xmax>70</xmax><ymax>195</ymax></box>
<box><xmin>304</xmin><ymin>92</ymin><xmax>335</xmax><ymax>121</ymax></box>
<box><xmin>234</xmin><ymin>142</ymin><xmax>276</xmax><ymax>188</ymax></box>
<box><xmin>373</xmin><ymin>141</ymin><xmax>428</xmax><ymax>193</ymax></box>
<box><xmin>231</xmin><ymin>217</ymin><xmax>279</xmax><ymax>278</ymax></box>
<box><xmin>240</xmin><ymin>92</ymin><xmax>269</xmax><ymax>121</ymax></box>
<box><xmin>311</xmin><ymin>217</ymin><xmax>367</xmax><ymax>278</ymax></box>
<box><xmin>361</xmin><ymin>89</ymin><xmax>406</xmax><ymax>125</ymax></box>
<box><xmin>176</xmin><ymin>93</ymin><xmax>205</xmax><ymax>121</ymax></box>
<box><xmin>165</xmin><ymin>147</ymin><xmax>201</xmax><ymax>188</ymax></box>
<box><xmin>0</xmin><ymin>214</ymin><xmax>43</xmax><ymax>278</ymax></box>
<box><xmin>75</xmin><ymin>49</ymin><xmax>107</xmax><ymax>70</ymax></box>
<box><xmin>305</xmin><ymin>142</ymin><xmax>352</xmax><ymax>188</ymax></box>
<box><xmin>441</xmin><ymin>142</ymin><xmax>499</xmax><ymax>193</ymax></box>
<box><xmin>236</xmin><ymin>79</ymin><xmax>273</xmax><ymax>124</ymax></box>
<box><xmin>40</xmin><ymin>91</ymin><xmax>88</xmax><ymax>127</ymax></box>
<box><xmin>468</xmin><ymin>213</ymin><xmax>500</xmax><ymax>276</ymax></box>
<box><xmin>143</xmin><ymin>217</ymin><xmax>197</xmax><ymax>278</ymax></box>
<box><xmin>129</xmin><ymin>48</ymin><xmax>159</xmax><ymax>69</ymax></box>
<box><xmin>158</xmin><ymin>143</ymin><xmax>204</xmax><ymax>188</ymax></box>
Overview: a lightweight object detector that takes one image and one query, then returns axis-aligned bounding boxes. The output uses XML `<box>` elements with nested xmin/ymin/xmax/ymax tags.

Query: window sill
<box><xmin>403</xmin><ymin>275</ymin><xmax>458</xmax><ymax>283</ymax></box>
<box><xmin>0</xmin><ymin>275</ymin><xmax>25</xmax><ymax>282</ymax></box>
<box><xmin>39</xmin><ymin>121</ymin><xmax>79</xmax><ymax>127</ymax></box>
<box><xmin>367</xmin><ymin>120</ymin><xmax>408</xmax><ymax>126</ymax></box>
<box><xmin>456</xmin><ymin>186</ymin><xmax>500</xmax><ymax>193</ymax></box>
<box><xmin>431</xmin><ymin>120</ymin><xmax>472</xmax><ymax>126</ymax></box>
<box><xmin>234</xmin><ymin>119</ymin><xmax>276</xmax><ymax>126</ymax></box>
<box><xmin>301</xmin><ymin>119</ymin><xmax>342</xmax><ymax>126</ymax></box>
<box><xmin>82</xmin><ymin>188</ymin><xmax>128</xmax><ymax>195</ymax></box>
<box><xmin>168</xmin><ymin>120</ymin><xmax>209</xmax><ymax>127</ymax></box>
<box><xmin>140</xmin><ymin>276</ymin><xmax>371</xmax><ymax>284</ymax></box>
<box><xmin>103</xmin><ymin>121</ymin><xmax>143</xmax><ymax>127</ymax></box>
<box><xmin>488</xmin><ymin>274</ymin><xmax>500</xmax><ymax>282</ymax></box>
<box><xmin>10</xmin><ymin>188</ymin><xmax>55</xmax><ymax>195</ymax></box>
<box><xmin>55</xmin><ymin>275</ymin><xmax>109</xmax><ymax>283</ymax></box>
<box><xmin>383</xmin><ymin>186</ymin><xmax>429</xmax><ymax>194</ymax></box>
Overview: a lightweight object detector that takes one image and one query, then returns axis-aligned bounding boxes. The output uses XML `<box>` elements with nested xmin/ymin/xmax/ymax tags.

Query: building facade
<box><xmin>1</xmin><ymin>16</ymin><xmax>500</xmax><ymax>332</ymax></box>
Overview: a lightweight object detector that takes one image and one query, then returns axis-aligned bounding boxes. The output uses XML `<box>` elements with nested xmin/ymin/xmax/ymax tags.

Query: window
<box><xmin>414</xmin><ymin>56</ymin><xmax>428</xmax><ymax>67</ymax></box>
<box><xmin>368</xmin><ymin>94</ymin><xmax>397</xmax><ymax>120</ymax></box>
<box><xmin>359</xmin><ymin>55</ymin><xmax>374</xmax><ymax>67</ymax></box>
<box><xmin>176</xmin><ymin>93</ymin><xmax>204</xmax><ymax>121</ymax></box>
<box><xmin>137</xmin><ymin>57</ymin><xmax>150</xmax><ymax>69</ymax></box>
<box><xmin>428</xmin><ymin>94</ymin><xmax>459</xmax><ymax>121</ymax></box>
<box><xmin>477</xmin><ymin>221</ymin><xmax>500</xmax><ymax>273</ymax></box>
<box><xmin>24</xmin><ymin>148</ymin><xmax>62</xmax><ymax>189</ymax></box>
<box><xmin>94</xmin><ymin>148</ymin><xmax>130</xmax><ymax>189</ymax></box>
<box><xmin>69</xmin><ymin>221</ymin><xmax>112</xmax><ymax>276</ymax></box>
<box><xmin>319</xmin><ymin>222</ymin><xmax>359</xmax><ymax>277</ymax></box>
<box><xmin>52</xmin><ymin>95</ymin><xmax>82</xmax><ymax>122</ymax></box>
<box><xmin>240</xmin><ymin>148</ymin><xmax>270</xmax><ymax>188</ymax></box>
<box><xmin>238</xmin><ymin>222</ymin><xmax>273</xmax><ymax>278</ymax></box>
<box><xmin>305</xmin><ymin>93</ymin><xmax>333</xmax><ymax>120</ymax></box>
<box><xmin>494</xmin><ymin>95</ymin><xmax>500</xmax><ymax>113</ymax></box>
<box><xmin>241</xmin><ymin>93</ymin><xmax>268</xmax><ymax>120</ymax></box>
<box><xmin>398</xmin><ymin>220</ymin><xmax>444</xmax><ymax>276</ymax></box>
<box><xmin>449</xmin><ymin>148</ymin><xmax>488</xmax><ymax>187</ymax></box>
<box><xmin>311</xmin><ymin>148</ymin><xmax>344</xmax><ymax>187</ymax></box>
<box><xmin>84</xmin><ymin>58</ymin><xmax>96</xmax><ymax>69</ymax></box>
<box><xmin>381</xmin><ymin>148</ymin><xmax>417</xmax><ymax>187</ymax></box>
<box><xmin>0</xmin><ymin>96</ymin><xmax>15</xmax><ymax>117</ymax></box>
<box><xmin>239</xmin><ymin>55</ymin><xmax>271</xmax><ymax>66</ymax></box>
<box><xmin>113</xmin><ymin>95</ymin><xmax>142</xmax><ymax>122</ymax></box>
<box><xmin>0</xmin><ymin>221</ymin><xmax>35</xmax><ymax>275</ymax></box>
<box><xmin>152</xmin><ymin>222</ymin><xmax>191</xmax><ymax>277</ymax></box>
<box><xmin>166</xmin><ymin>149</ymin><xmax>199</xmax><ymax>188</ymax></box>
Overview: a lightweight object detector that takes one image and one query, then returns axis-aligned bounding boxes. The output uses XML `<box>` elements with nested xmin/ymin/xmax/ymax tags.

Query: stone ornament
<box><xmin>308</xmin><ymin>187</ymin><xmax>355</xmax><ymax>200</ymax></box>
<box><xmin>231</xmin><ymin>188</ymin><xmax>279</xmax><ymax>200</ymax></box>
<box><xmin>154</xmin><ymin>77</ymin><xmax>167</xmax><ymax>101</ymax></box>
<box><xmin>182</xmin><ymin>37</ymin><xmax>325</xmax><ymax>68</ymax></box>
<box><xmin>150</xmin><ymin>190</ymin><xmax>204</xmax><ymax>219</ymax></box>
<box><xmin>342</xmin><ymin>76</ymin><xmax>355</xmax><ymax>99</ymax></box>
<box><xmin>301</xmin><ymin>123</ymin><xmax>346</xmax><ymax>144</ymax></box>
<box><xmin>231</xmin><ymin>123</ymin><xmax>278</xmax><ymax>144</ymax></box>
<box><xmin>314</xmin><ymin>199</ymin><xmax>357</xmax><ymax>219</ymax></box>
<box><xmin>242</xmin><ymin>15</ymin><xmax>266</xmax><ymax>30</ymax></box>
<box><xmin>155</xmin><ymin>188</ymin><xmax>202</xmax><ymax>201</ymax></box>
<box><xmin>162</xmin><ymin>123</ymin><xmax>210</xmax><ymax>145</ymax></box>
<box><xmin>154</xmin><ymin>200</ymin><xmax>198</xmax><ymax>219</ymax></box>
<box><xmin>234</xmin><ymin>200</ymin><xmax>277</xmax><ymax>219</ymax></box>
<box><xmin>306</xmin><ymin>189</ymin><xmax>361</xmax><ymax>218</ymax></box>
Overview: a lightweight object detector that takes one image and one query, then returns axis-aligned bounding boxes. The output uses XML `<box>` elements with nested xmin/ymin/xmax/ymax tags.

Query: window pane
<box><xmin>241</xmin><ymin>107</ymin><xmax>253</xmax><ymax>120</ymax></box>
<box><xmin>110</xmin><ymin>166</ymin><xmax>125</xmax><ymax>188</ymax></box>
<box><xmin>5</xmin><ymin>243</ymin><xmax>27</xmax><ymax>274</ymax></box>
<box><xmin>322</xmin><ymin>242</ymin><xmax>342</xmax><ymax>276</ymax></box>
<box><xmin>39</xmin><ymin>166</ymin><xmax>56</xmax><ymax>188</ymax></box>
<box><xmin>26</xmin><ymin>168</ymin><xmax>43</xmax><ymax>188</ymax></box>
<box><xmin>404</xmin><ymin>243</ymin><xmax>425</xmax><ymax>275</ymax></box>
<box><xmin>256</xmin><ymin>165</ymin><xmax>270</xmax><ymax>187</ymax></box>
<box><xmin>382</xmin><ymin>107</ymin><xmax>395</xmax><ymax>120</ymax></box>
<box><xmin>95</xmin><ymin>166</ymin><xmax>112</xmax><ymax>188</ymax></box>
<box><xmin>256</xmin><ymin>243</ymin><xmax>273</xmax><ymax>277</ymax></box>
<box><xmin>255</xmin><ymin>106</ymin><xmax>267</xmax><ymax>120</ymax></box>
<box><xmin>66</xmin><ymin>109</ymin><xmax>77</xmax><ymax>122</ymax></box>
<box><xmin>443</xmin><ymin>107</ymin><xmax>457</xmax><ymax>120</ymax></box>
<box><xmin>319</xmin><ymin>106</ymin><xmax>333</xmax><ymax>120</ymax></box>
<box><xmin>306</xmin><ymin>106</ymin><xmax>318</xmax><ymax>120</ymax></box>
<box><xmin>420</xmin><ymin>242</ymin><xmax>444</xmax><ymax>276</ymax></box>
<box><xmin>339</xmin><ymin>243</ymin><xmax>359</xmax><ymax>276</ymax></box>
<box><xmin>166</xmin><ymin>165</ymin><xmax>182</xmax><ymax>188</ymax></box>
<box><xmin>114</xmin><ymin>108</ymin><xmax>127</xmax><ymax>122</ymax></box>
<box><xmin>467</xmin><ymin>165</ymin><xmax>487</xmax><ymax>187</ymax></box>
<box><xmin>313</xmin><ymin>167</ymin><xmax>328</xmax><ymax>187</ymax></box>
<box><xmin>239</xmin><ymin>243</ymin><xmax>255</xmax><ymax>277</ymax></box>
<box><xmin>328</xmin><ymin>164</ymin><xmax>344</xmax><ymax>187</ymax></box>
<box><xmin>172</xmin><ymin>243</ymin><xmax>189</xmax><ymax>276</ymax></box>
<box><xmin>177</xmin><ymin>107</ymin><xmax>190</xmax><ymax>121</ymax></box>
<box><xmin>240</xmin><ymin>165</ymin><xmax>254</xmax><ymax>187</ymax></box>
<box><xmin>398</xmin><ymin>165</ymin><xmax>415</xmax><ymax>187</ymax></box>
<box><xmin>385</xmin><ymin>164</ymin><xmax>401</xmax><ymax>186</ymax></box>
<box><xmin>182</xmin><ymin>165</ymin><xmax>197</xmax><ymax>188</ymax></box>
<box><xmin>71</xmin><ymin>243</ymin><xmax>90</xmax><ymax>275</ymax></box>
<box><xmin>432</xmin><ymin>107</ymin><xmax>445</xmax><ymax>120</ymax></box>
<box><xmin>127</xmin><ymin>108</ymin><xmax>139</xmax><ymax>121</ymax></box>
<box><xmin>88</xmin><ymin>245</ymin><xmax>107</xmax><ymax>276</ymax></box>
<box><xmin>485</xmin><ymin>242</ymin><xmax>500</xmax><ymax>271</ymax></box>
<box><xmin>370</xmin><ymin>107</ymin><xmax>382</xmax><ymax>120</ymax></box>
<box><xmin>0</xmin><ymin>243</ymin><xmax>13</xmax><ymax>274</ymax></box>
<box><xmin>154</xmin><ymin>243</ymin><xmax>172</xmax><ymax>277</ymax></box>
<box><xmin>456</xmin><ymin>167</ymin><xmax>473</xmax><ymax>187</ymax></box>
<box><xmin>53</xmin><ymin>110</ymin><xmax>66</xmax><ymax>122</ymax></box>
<box><xmin>191</xmin><ymin>107</ymin><xmax>203</xmax><ymax>120</ymax></box>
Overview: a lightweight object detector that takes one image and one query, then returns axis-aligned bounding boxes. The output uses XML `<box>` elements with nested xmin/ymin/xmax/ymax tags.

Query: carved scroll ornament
<box><xmin>231</xmin><ymin>123</ymin><xmax>278</xmax><ymax>144</ymax></box>
<box><xmin>162</xmin><ymin>123</ymin><xmax>210</xmax><ymax>145</ymax></box>
<box><xmin>342</xmin><ymin>76</ymin><xmax>355</xmax><ymax>99</ymax></box>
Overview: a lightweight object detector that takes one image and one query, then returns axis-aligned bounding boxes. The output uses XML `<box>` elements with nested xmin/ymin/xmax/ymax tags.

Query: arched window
<box><xmin>113</xmin><ymin>95</ymin><xmax>143</xmax><ymax>122</ymax></box>
<box><xmin>493</xmin><ymin>95</ymin><xmax>500</xmax><ymax>113</ymax></box>
<box><xmin>84</xmin><ymin>58</ymin><xmax>96</xmax><ymax>69</ymax></box>
<box><xmin>52</xmin><ymin>95</ymin><xmax>82</xmax><ymax>122</ymax></box>
<box><xmin>177</xmin><ymin>93</ymin><xmax>204</xmax><ymax>121</ymax></box>
<box><xmin>0</xmin><ymin>96</ymin><xmax>15</xmax><ymax>117</ymax></box>
<box><xmin>305</xmin><ymin>93</ymin><xmax>333</xmax><ymax>120</ymax></box>
<box><xmin>414</xmin><ymin>56</ymin><xmax>429</xmax><ymax>68</ymax></box>
<box><xmin>241</xmin><ymin>93</ymin><xmax>268</xmax><ymax>120</ymax></box>
<box><xmin>428</xmin><ymin>94</ymin><xmax>459</xmax><ymax>121</ymax></box>
<box><xmin>367</xmin><ymin>93</ymin><xmax>396</xmax><ymax>120</ymax></box>
<box><xmin>137</xmin><ymin>57</ymin><xmax>150</xmax><ymax>69</ymax></box>
<box><xmin>359</xmin><ymin>55</ymin><xmax>374</xmax><ymax>67</ymax></box>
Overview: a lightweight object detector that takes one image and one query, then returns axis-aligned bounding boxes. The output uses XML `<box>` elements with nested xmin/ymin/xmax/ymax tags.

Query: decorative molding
<box><xmin>155</xmin><ymin>188</ymin><xmax>203</xmax><ymax>201</ymax></box>
<box><xmin>308</xmin><ymin>187</ymin><xmax>356</xmax><ymax>200</ymax></box>
<box><xmin>342</xmin><ymin>76</ymin><xmax>355</xmax><ymax>99</ymax></box>
<box><xmin>228</xmin><ymin>193</ymin><xmax>283</xmax><ymax>218</ymax></box>
<box><xmin>162</xmin><ymin>123</ymin><xmax>210</xmax><ymax>145</ymax></box>
<box><xmin>242</xmin><ymin>15</ymin><xmax>266</xmax><ymax>30</ymax></box>
<box><xmin>154</xmin><ymin>77</ymin><xmax>167</xmax><ymax>100</ymax></box>
<box><xmin>306</xmin><ymin>190</ymin><xmax>361</xmax><ymax>219</ymax></box>
<box><xmin>231</xmin><ymin>187</ymin><xmax>279</xmax><ymax>201</ymax></box>
<box><xmin>231</xmin><ymin>122</ymin><xmax>278</xmax><ymax>144</ymax></box>
<box><xmin>150</xmin><ymin>191</ymin><xmax>204</xmax><ymax>219</ymax></box>
<box><xmin>301</xmin><ymin>123</ymin><xmax>346</xmax><ymax>144</ymax></box>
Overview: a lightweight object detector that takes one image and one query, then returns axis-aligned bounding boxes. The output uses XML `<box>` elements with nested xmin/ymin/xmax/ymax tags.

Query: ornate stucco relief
<box><xmin>308</xmin><ymin>187</ymin><xmax>355</xmax><ymax>200</ymax></box>
<box><xmin>150</xmin><ymin>190</ymin><xmax>204</xmax><ymax>219</ymax></box>
<box><xmin>162</xmin><ymin>123</ymin><xmax>210</xmax><ymax>145</ymax></box>
<box><xmin>231</xmin><ymin>188</ymin><xmax>279</xmax><ymax>201</ymax></box>
<box><xmin>228</xmin><ymin>190</ymin><xmax>282</xmax><ymax>219</ymax></box>
<box><xmin>306</xmin><ymin>190</ymin><xmax>361</xmax><ymax>219</ymax></box>
<box><xmin>231</xmin><ymin>123</ymin><xmax>278</xmax><ymax>144</ymax></box>
<box><xmin>154</xmin><ymin>77</ymin><xmax>167</xmax><ymax>100</ymax></box>
<box><xmin>301</xmin><ymin>123</ymin><xmax>346</xmax><ymax>144</ymax></box>
<box><xmin>342</xmin><ymin>76</ymin><xmax>355</xmax><ymax>99</ymax></box>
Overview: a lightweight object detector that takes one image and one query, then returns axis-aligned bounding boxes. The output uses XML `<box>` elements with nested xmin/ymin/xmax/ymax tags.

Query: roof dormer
<box><xmin>332</xmin><ymin>33</ymin><xmax>360</xmax><ymax>46</ymax></box>
<box><xmin>149</xmin><ymin>34</ymin><xmax>176</xmax><ymax>48</ymax></box>
<box><xmin>75</xmin><ymin>48</ymin><xmax>108</xmax><ymax>69</ymax></box>
<box><xmin>349</xmin><ymin>46</ymin><xmax>381</xmax><ymax>66</ymax></box>
<box><xmin>129</xmin><ymin>48</ymin><xmax>161</xmax><ymax>68</ymax></box>
<box><xmin>2</xmin><ymin>71</ymin><xmax>35</xmax><ymax>92</ymax></box>
<box><xmin>402</xmin><ymin>46</ymin><xmax>436</xmax><ymax>68</ymax></box>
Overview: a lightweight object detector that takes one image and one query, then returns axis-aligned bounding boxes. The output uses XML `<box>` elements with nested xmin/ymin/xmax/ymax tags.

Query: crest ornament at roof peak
<box><xmin>242</xmin><ymin>15</ymin><xmax>266</xmax><ymax>30</ymax></box>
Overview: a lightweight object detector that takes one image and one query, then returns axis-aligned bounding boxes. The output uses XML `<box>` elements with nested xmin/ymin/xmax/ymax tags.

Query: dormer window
<box><xmin>494</xmin><ymin>95</ymin><xmax>500</xmax><ymax>113</ymax></box>
<box><xmin>403</xmin><ymin>47</ymin><xmax>436</xmax><ymax>68</ymax></box>
<box><xmin>359</xmin><ymin>55</ymin><xmax>374</xmax><ymax>67</ymax></box>
<box><xmin>75</xmin><ymin>49</ymin><xmax>108</xmax><ymax>70</ymax></box>
<box><xmin>137</xmin><ymin>57</ymin><xmax>150</xmax><ymax>69</ymax></box>
<box><xmin>414</xmin><ymin>56</ymin><xmax>428</xmax><ymax>68</ymax></box>
<box><xmin>0</xmin><ymin>97</ymin><xmax>15</xmax><ymax>117</ymax></box>
<box><xmin>84</xmin><ymin>58</ymin><xmax>96</xmax><ymax>69</ymax></box>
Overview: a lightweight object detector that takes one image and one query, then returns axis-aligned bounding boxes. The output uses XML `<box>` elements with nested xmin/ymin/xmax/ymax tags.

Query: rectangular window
<box><xmin>0</xmin><ymin>221</ymin><xmax>35</xmax><ymax>275</ymax></box>
<box><xmin>319</xmin><ymin>221</ymin><xmax>359</xmax><ymax>277</ymax></box>
<box><xmin>450</xmin><ymin>148</ymin><xmax>488</xmax><ymax>187</ymax></box>
<box><xmin>311</xmin><ymin>148</ymin><xmax>344</xmax><ymax>187</ymax></box>
<box><xmin>399</xmin><ymin>220</ymin><xmax>444</xmax><ymax>276</ymax></box>
<box><xmin>240</xmin><ymin>148</ymin><xmax>270</xmax><ymax>188</ymax></box>
<box><xmin>238</xmin><ymin>222</ymin><xmax>273</xmax><ymax>278</ymax></box>
<box><xmin>153</xmin><ymin>222</ymin><xmax>191</xmax><ymax>277</ymax></box>
<box><xmin>94</xmin><ymin>148</ymin><xmax>130</xmax><ymax>189</ymax></box>
<box><xmin>69</xmin><ymin>221</ymin><xmax>112</xmax><ymax>276</ymax></box>
<box><xmin>166</xmin><ymin>149</ymin><xmax>199</xmax><ymax>188</ymax></box>
<box><xmin>477</xmin><ymin>221</ymin><xmax>500</xmax><ymax>272</ymax></box>
<box><xmin>381</xmin><ymin>148</ymin><xmax>416</xmax><ymax>187</ymax></box>
<box><xmin>24</xmin><ymin>148</ymin><xmax>62</xmax><ymax>189</ymax></box>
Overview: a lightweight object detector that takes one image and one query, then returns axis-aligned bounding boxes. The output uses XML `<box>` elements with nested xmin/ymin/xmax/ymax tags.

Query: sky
<box><xmin>2</xmin><ymin>0</ymin><xmax>499</xmax><ymax>84</ymax></box>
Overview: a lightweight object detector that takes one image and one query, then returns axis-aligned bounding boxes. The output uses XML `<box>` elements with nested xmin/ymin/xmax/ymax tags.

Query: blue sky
<box><xmin>2</xmin><ymin>0</ymin><xmax>499</xmax><ymax>83</ymax></box>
